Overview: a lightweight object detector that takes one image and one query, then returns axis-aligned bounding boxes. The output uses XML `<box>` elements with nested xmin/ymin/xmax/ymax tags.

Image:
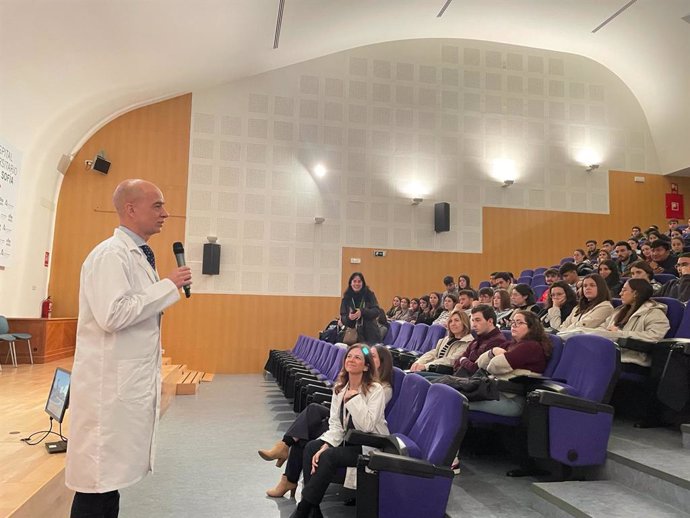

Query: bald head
<box><xmin>113</xmin><ymin>179</ymin><xmax>168</xmax><ymax>240</ymax></box>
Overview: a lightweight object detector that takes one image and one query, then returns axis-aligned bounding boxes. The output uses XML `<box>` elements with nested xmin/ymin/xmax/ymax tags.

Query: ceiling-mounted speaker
<box><xmin>57</xmin><ymin>154</ymin><xmax>72</xmax><ymax>175</ymax></box>
<box><xmin>92</xmin><ymin>155</ymin><xmax>111</xmax><ymax>175</ymax></box>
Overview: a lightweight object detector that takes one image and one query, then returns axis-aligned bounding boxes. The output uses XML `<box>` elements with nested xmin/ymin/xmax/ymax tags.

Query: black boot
<box><xmin>289</xmin><ymin>500</ymin><xmax>322</xmax><ymax>518</ymax></box>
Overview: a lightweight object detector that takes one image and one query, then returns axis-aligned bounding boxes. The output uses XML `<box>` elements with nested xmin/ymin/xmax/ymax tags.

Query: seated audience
<box><xmin>456</xmin><ymin>289</ymin><xmax>476</xmax><ymax>313</ymax></box>
<box><xmin>615</xmin><ymin>241</ymin><xmax>636</xmax><ymax>275</ymax></box>
<box><xmin>671</xmin><ymin>230</ymin><xmax>683</xmax><ymax>240</ymax></box>
<box><xmin>657</xmin><ymin>253</ymin><xmax>690</xmax><ymax>302</ymax></box>
<box><xmin>537</xmin><ymin>268</ymin><xmax>560</xmax><ymax>302</ymax></box>
<box><xmin>598</xmin><ymin>259</ymin><xmax>622</xmax><ymax>297</ymax></box>
<box><xmin>649</xmin><ymin>240</ymin><xmax>678</xmax><ymax>275</ymax></box>
<box><xmin>262</xmin><ymin>345</ymin><xmax>393</xmax><ymax>500</ymax></box>
<box><xmin>433</xmin><ymin>293</ymin><xmax>459</xmax><ymax>328</ymax></box>
<box><xmin>457</xmin><ymin>274</ymin><xmax>472</xmax><ymax>291</ymax></box>
<box><xmin>477</xmin><ymin>286</ymin><xmax>494</xmax><ymax>305</ymax></box>
<box><xmin>397</xmin><ymin>297</ymin><xmax>412</xmax><ymax>321</ymax></box>
<box><xmin>559</xmin><ymin>262</ymin><xmax>580</xmax><ymax>291</ymax></box>
<box><xmin>493</xmin><ymin>271</ymin><xmax>514</xmax><ymax>293</ymax></box>
<box><xmin>631</xmin><ymin>226</ymin><xmax>643</xmax><ymax>240</ymax></box>
<box><xmin>627</xmin><ymin>238</ymin><xmax>642</xmax><ymax>257</ymax></box>
<box><xmin>640</xmin><ymin>242</ymin><xmax>653</xmax><ymax>263</ymax></box>
<box><xmin>595</xmin><ymin>249</ymin><xmax>612</xmax><ymax>267</ymax></box>
<box><xmin>498</xmin><ymin>284</ymin><xmax>537</xmax><ymax>328</ymax></box>
<box><xmin>602</xmin><ymin>239</ymin><xmax>617</xmax><ymax>258</ymax></box>
<box><xmin>415</xmin><ymin>295</ymin><xmax>435</xmax><ymax>325</ymax></box>
<box><xmin>542</xmin><ymin>281</ymin><xmax>577</xmax><ymax>330</ymax></box>
<box><xmin>671</xmin><ymin>237</ymin><xmax>685</xmax><ymax>256</ymax></box>
<box><xmin>488</xmin><ymin>272</ymin><xmax>498</xmax><ymax>287</ymax></box>
<box><xmin>385</xmin><ymin>296</ymin><xmax>401</xmax><ymax>319</ymax></box>
<box><xmin>453</xmin><ymin>305</ymin><xmax>509</xmax><ymax>376</ymax></box>
<box><xmin>572</xmin><ymin>248</ymin><xmax>594</xmax><ymax>276</ymax></box>
<box><xmin>291</xmin><ymin>344</ymin><xmax>390</xmax><ymax>518</ymax></box>
<box><xmin>492</xmin><ymin>289</ymin><xmax>512</xmax><ymax>324</ymax></box>
<box><xmin>410</xmin><ymin>311</ymin><xmax>473</xmax><ymax>372</ymax></box>
<box><xmin>407</xmin><ymin>298</ymin><xmax>421</xmax><ymax>323</ymax></box>
<box><xmin>585</xmin><ymin>239</ymin><xmax>599</xmax><ymax>261</ymax></box>
<box><xmin>340</xmin><ymin>272</ymin><xmax>381</xmax><ymax>345</ymax></box>
<box><xmin>469</xmin><ymin>310</ymin><xmax>551</xmax><ymax>417</ymax></box>
<box><xmin>584</xmin><ymin>279</ymin><xmax>670</xmax><ymax>368</ymax></box>
<box><xmin>442</xmin><ymin>275</ymin><xmax>459</xmax><ymax>300</ymax></box>
<box><xmin>628</xmin><ymin>260</ymin><xmax>662</xmax><ymax>292</ymax></box>
<box><xmin>553</xmin><ymin>274</ymin><xmax>614</xmax><ymax>333</ymax></box>
<box><xmin>667</xmin><ymin>219</ymin><xmax>679</xmax><ymax>237</ymax></box>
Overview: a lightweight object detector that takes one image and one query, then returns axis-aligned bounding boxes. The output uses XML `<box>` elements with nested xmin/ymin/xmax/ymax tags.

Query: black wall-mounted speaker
<box><xmin>202</xmin><ymin>242</ymin><xmax>221</xmax><ymax>275</ymax></box>
<box><xmin>434</xmin><ymin>202</ymin><xmax>450</xmax><ymax>233</ymax></box>
<box><xmin>92</xmin><ymin>155</ymin><xmax>111</xmax><ymax>174</ymax></box>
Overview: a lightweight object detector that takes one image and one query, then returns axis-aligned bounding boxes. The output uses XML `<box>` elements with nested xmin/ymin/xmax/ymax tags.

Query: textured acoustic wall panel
<box><xmin>186</xmin><ymin>39</ymin><xmax>658</xmax><ymax>296</ymax></box>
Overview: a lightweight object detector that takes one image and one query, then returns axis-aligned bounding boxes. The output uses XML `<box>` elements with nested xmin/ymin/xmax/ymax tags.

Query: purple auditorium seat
<box><xmin>354</xmin><ymin>383</ymin><xmax>468</xmax><ymax>518</ymax></box>
<box><xmin>654</xmin><ymin>273</ymin><xmax>677</xmax><ymax>285</ymax></box>
<box><xmin>653</xmin><ymin>297</ymin><xmax>684</xmax><ymax>338</ymax></box>
<box><xmin>532</xmin><ymin>274</ymin><xmax>546</xmax><ymax>286</ymax></box>
<box><xmin>293</xmin><ymin>346</ymin><xmax>347</xmax><ymax>412</ymax></box>
<box><xmin>399</xmin><ymin>324</ymin><xmax>428</xmax><ymax>353</ymax></box>
<box><xmin>389</xmin><ymin>321</ymin><xmax>414</xmax><ymax>350</ymax></box>
<box><xmin>674</xmin><ymin>301</ymin><xmax>690</xmax><ymax>339</ymax></box>
<box><xmin>395</xmin><ymin>324</ymin><xmax>443</xmax><ymax>369</ymax></box>
<box><xmin>383</xmin><ymin>320</ymin><xmax>402</xmax><ymax>345</ymax></box>
<box><xmin>385</xmin><ymin>367</ymin><xmax>405</xmax><ymax>414</ymax></box>
<box><xmin>282</xmin><ymin>341</ymin><xmax>335</xmax><ymax>397</ymax></box>
<box><xmin>532</xmin><ymin>284</ymin><xmax>549</xmax><ymax>300</ymax></box>
<box><xmin>560</xmin><ymin>257</ymin><xmax>575</xmax><ymax>265</ymax></box>
<box><xmin>533</xmin><ymin>267</ymin><xmax>548</xmax><ymax>275</ymax></box>
<box><xmin>519</xmin><ymin>269</ymin><xmax>534</xmax><ymax>278</ymax></box>
<box><xmin>478</xmin><ymin>280</ymin><xmax>491</xmax><ymax>289</ymax></box>
<box><xmin>517</xmin><ymin>276</ymin><xmax>533</xmax><ymax>286</ymax></box>
<box><xmin>526</xmin><ymin>335</ymin><xmax>620</xmax><ymax>470</ymax></box>
<box><xmin>611</xmin><ymin>298</ymin><xmax>622</xmax><ymax>308</ymax></box>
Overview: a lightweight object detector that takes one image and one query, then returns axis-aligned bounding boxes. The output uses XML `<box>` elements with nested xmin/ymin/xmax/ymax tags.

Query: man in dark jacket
<box><xmin>454</xmin><ymin>305</ymin><xmax>508</xmax><ymax>376</ymax></box>
<box><xmin>658</xmin><ymin>253</ymin><xmax>690</xmax><ymax>302</ymax></box>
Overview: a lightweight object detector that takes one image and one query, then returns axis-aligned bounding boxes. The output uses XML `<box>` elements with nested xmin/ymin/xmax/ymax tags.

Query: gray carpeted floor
<box><xmin>121</xmin><ymin>374</ymin><xmax>544</xmax><ymax>518</ymax></box>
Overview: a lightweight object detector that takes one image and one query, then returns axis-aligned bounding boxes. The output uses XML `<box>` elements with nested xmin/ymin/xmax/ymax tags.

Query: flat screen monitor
<box><xmin>45</xmin><ymin>368</ymin><xmax>71</xmax><ymax>423</ymax></box>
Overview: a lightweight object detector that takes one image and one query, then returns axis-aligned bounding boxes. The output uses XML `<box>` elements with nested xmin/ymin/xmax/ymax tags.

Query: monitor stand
<box><xmin>45</xmin><ymin>440</ymin><xmax>67</xmax><ymax>454</ymax></box>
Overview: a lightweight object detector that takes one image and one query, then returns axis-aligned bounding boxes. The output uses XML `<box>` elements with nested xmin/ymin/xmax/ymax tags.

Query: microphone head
<box><xmin>172</xmin><ymin>242</ymin><xmax>185</xmax><ymax>254</ymax></box>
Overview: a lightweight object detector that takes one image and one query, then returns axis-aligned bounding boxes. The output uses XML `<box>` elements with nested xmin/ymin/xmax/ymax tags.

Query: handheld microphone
<box><xmin>172</xmin><ymin>242</ymin><xmax>191</xmax><ymax>298</ymax></box>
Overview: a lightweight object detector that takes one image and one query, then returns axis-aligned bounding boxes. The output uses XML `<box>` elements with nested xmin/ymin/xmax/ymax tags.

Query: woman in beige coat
<box><xmin>409</xmin><ymin>310</ymin><xmax>472</xmax><ymax>372</ymax></box>
<box><xmin>586</xmin><ymin>278</ymin><xmax>670</xmax><ymax>367</ymax></box>
<box><xmin>554</xmin><ymin>274</ymin><xmax>614</xmax><ymax>334</ymax></box>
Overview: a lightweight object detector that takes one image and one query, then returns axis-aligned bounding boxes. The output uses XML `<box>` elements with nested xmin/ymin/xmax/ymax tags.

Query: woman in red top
<box><xmin>471</xmin><ymin>310</ymin><xmax>551</xmax><ymax>417</ymax></box>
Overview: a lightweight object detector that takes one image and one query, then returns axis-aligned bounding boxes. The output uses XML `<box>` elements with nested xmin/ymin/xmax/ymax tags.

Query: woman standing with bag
<box><xmin>340</xmin><ymin>272</ymin><xmax>381</xmax><ymax>345</ymax></box>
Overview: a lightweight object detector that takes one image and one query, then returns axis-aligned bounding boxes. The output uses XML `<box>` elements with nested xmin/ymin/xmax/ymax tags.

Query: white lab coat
<box><xmin>65</xmin><ymin>228</ymin><xmax>180</xmax><ymax>493</ymax></box>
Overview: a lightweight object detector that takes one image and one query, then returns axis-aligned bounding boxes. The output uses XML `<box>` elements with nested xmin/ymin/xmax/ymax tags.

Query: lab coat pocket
<box><xmin>117</xmin><ymin>358</ymin><xmax>153</xmax><ymax>402</ymax></box>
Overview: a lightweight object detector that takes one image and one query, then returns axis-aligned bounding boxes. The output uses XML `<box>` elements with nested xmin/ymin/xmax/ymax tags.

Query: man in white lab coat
<box><xmin>65</xmin><ymin>179</ymin><xmax>192</xmax><ymax>518</ymax></box>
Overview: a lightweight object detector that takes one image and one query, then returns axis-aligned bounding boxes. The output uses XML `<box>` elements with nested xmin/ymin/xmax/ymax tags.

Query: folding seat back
<box><xmin>325</xmin><ymin>346</ymin><xmax>346</xmax><ymax>381</ymax></box>
<box><xmin>520</xmin><ymin>269</ymin><xmax>534</xmax><ymax>278</ymax></box>
<box><xmin>532</xmin><ymin>284</ymin><xmax>549</xmax><ymax>300</ymax></box>
<box><xmin>385</xmin><ymin>367</ymin><xmax>405</xmax><ymax>414</ymax></box>
<box><xmin>391</xmin><ymin>322</ymin><xmax>414</xmax><ymax>349</ymax></box>
<box><xmin>385</xmin><ymin>373</ymin><xmax>431</xmax><ymax>435</ymax></box>
<box><xmin>404</xmin><ymin>324</ymin><xmax>428</xmax><ymax>352</ymax></box>
<box><xmin>551</xmin><ymin>335</ymin><xmax>619</xmax><ymax>401</ymax></box>
<box><xmin>517</xmin><ymin>276</ymin><xmax>532</xmax><ymax>286</ymax></box>
<box><xmin>416</xmin><ymin>325</ymin><xmax>445</xmax><ymax>354</ymax></box>
<box><xmin>543</xmin><ymin>335</ymin><xmax>564</xmax><ymax>378</ymax></box>
<box><xmin>560</xmin><ymin>257</ymin><xmax>574</xmax><ymax>264</ymax></box>
<box><xmin>675</xmin><ymin>302</ymin><xmax>690</xmax><ymax>339</ymax></box>
<box><xmin>478</xmin><ymin>280</ymin><xmax>491</xmax><ymax>289</ymax></box>
<box><xmin>356</xmin><ymin>384</ymin><xmax>468</xmax><ymax>518</ymax></box>
<box><xmin>654</xmin><ymin>273</ymin><xmax>676</xmax><ymax>285</ymax></box>
<box><xmin>533</xmin><ymin>267</ymin><xmax>548</xmax><ymax>275</ymax></box>
<box><xmin>532</xmin><ymin>274</ymin><xmax>546</xmax><ymax>286</ymax></box>
<box><xmin>316</xmin><ymin>343</ymin><xmax>338</xmax><ymax>374</ymax></box>
<box><xmin>383</xmin><ymin>320</ymin><xmax>401</xmax><ymax>345</ymax></box>
<box><xmin>652</xmin><ymin>297</ymin><xmax>684</xmax><ymax>337</ymax></box>
<box><xmin>611</xmin><ymin>298</ymin><xmax>622</xmax><ymax>308</ymax></box>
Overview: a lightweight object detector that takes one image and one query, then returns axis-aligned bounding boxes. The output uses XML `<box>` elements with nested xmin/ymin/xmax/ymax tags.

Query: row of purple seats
<box><xmin>291</xmin><ymin>344</ymin><xmax>347</xmax><ymax>412</ymax></box>
<box><xmin>385</xmin><ymin>321</ymin><xmax>447</xmax><ymax>368</ymax></box>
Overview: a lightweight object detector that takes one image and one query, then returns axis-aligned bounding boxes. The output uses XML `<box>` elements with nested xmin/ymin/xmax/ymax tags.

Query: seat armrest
<box><xmin>305</xmin><ymin>384</ymin><xmax>332</xmax><ymax>396</ymax></box>
<box><xmin>344</xmin><ymin>430</ymin><xmax>407</xmax><ymax>455</ymax></box>
<box><xmin>616</xmin><ymin>337</ymin><xmax>655</xmax><ymax>353</ymax></box>
<box><xmin>527</xmin><ymin>380</ymin><xmax>572</xmax><ymax>394</ymax></box>
<box><xmin>428</xmin><ymin>365</ymin><xmax>453</xmax><ymax>375</ymax></box>
<box><xmin>366</xmin><ymin>451</ymin><xmax>454</xmax><ymax>479</ymax></box>
<box><xmin>657</xmin><ymin>338</ymin><xmax>690</xmax><ymax>355</ymax></box>
<box><xmin>527</xmin><ymin>389</ymin><xmax>614</xmax><ymax>415</ymax></box>
<box><xmin>311</xmin><ymin>392</ymin><xmax>332</xmax><ymax>405</ymax></box>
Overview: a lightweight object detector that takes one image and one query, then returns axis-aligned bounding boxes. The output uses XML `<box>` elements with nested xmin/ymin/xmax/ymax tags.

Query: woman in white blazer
<box><xmin>290</xmin><ymin>344</ymin><xmax>389</xmax><ymax>518</ymax></box>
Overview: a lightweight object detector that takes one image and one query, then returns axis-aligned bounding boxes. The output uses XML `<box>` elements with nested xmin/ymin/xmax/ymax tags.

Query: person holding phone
<box><xmin>339</xmin><ymin>272</ymin><xmax>381</xmax><ymax>345</ymax></box>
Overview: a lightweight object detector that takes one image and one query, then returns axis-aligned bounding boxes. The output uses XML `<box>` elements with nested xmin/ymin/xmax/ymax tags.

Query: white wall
<box><xmin>186</xmin><ymin>38</ymin><xmax>657</xmax><ymax>297</ymax></box>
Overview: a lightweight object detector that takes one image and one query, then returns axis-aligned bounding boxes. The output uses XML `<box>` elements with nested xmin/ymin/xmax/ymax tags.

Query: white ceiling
<box><xmin>1</xmin><ymin>0</ymin><xmax>689</xmax><ymax>174</ymax></box>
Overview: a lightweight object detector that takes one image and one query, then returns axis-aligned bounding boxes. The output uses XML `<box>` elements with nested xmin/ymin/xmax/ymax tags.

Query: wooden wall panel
<box><xmin>49</xmin><ymin>94</ymin><xmax>192</xmax><ymax>317</ymax></box>
<box><xmin>50</xmin><ymin>95</ymin><xmax>690</xmax><ymax>373</ymax></box>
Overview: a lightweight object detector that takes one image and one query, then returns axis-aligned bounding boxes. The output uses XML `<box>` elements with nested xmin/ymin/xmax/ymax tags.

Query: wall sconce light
<box><xmin>411</xmin><ymin>198</ymin><xmax>423</xmax><ymax>205</ymax></box>
<box><xmin>314</xmin><ymin>216</ymin><xmax>325</xmax><ymax>224</ymax></box>
<box><xmin>586</xmin><ymin>164</ymin><xmax>600</xmax><ymax>173</ymax></box>
<box><xmin>313</xmin><ymin>164</ymin><xmax>327</xmax><ymax>178</ymax></box>
<box><xmin>502</xmin><ymin>179</ymin><xmax>515</xmax><ymax>188</ymax></box>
